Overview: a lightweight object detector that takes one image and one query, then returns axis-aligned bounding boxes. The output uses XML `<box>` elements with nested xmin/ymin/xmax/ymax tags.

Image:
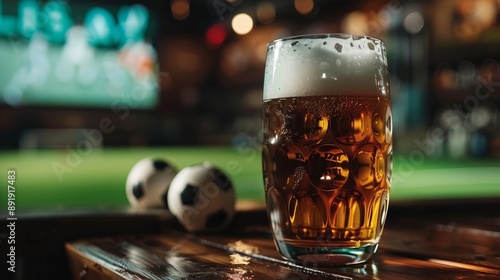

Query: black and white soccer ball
<box><xmin>126</xmin><ymin>158</ymin><xmax>177</xmax><ymax>209</ymax></box>
<box><xmin>167</xmin><ymin>162</ymin><xmax>236</xmax><ymax>233</ymax></box>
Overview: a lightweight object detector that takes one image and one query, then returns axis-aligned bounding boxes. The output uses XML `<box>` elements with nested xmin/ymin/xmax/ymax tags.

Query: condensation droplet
<box><xmin>368</xmin><ymin>42</ymin><xmax>375</xmax><ymax>50</ymax></box>
<box><xmin>335</xmin><ymin>59</ymin><xmax>342</xmax><ymax>67</ymax></box>
<box><xmin>319</xmin><ymin>61</ymin><xmax>330</xmax><ymax>70</ymax></box>
<box><xmin>291</xmin><ymin>41</ymin><xmax>299</xmax><ymax>46</ymax></box>
<box><xmin>334</xmin><ymin>43</ymin><xmax>343</xmax><ymax>53</ymax></box>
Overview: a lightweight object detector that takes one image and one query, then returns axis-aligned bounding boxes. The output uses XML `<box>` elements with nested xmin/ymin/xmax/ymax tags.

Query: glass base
<box><xmin>276</xmin><ymin>241</ymin><xmax>379</xmax><ymax>266</ymax></box>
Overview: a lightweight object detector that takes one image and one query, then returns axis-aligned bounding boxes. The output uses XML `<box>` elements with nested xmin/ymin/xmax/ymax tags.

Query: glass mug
<box><xmin>262</xmin><ymin>34</ymin><xmax>392</xmax><ymax>265</ymax></box>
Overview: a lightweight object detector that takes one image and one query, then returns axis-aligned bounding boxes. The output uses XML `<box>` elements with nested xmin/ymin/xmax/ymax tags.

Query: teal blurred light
<box><xmin>85</xmin><ymin>7</ymin><xmax>116</xmax><ymax>47</ymax></box>
<box><xmin>117</xmin><ymin>4</ymin><xmax>149</xmax><ymax>45</ymax></box>
<box><xmin>42</xmin><ymin>0</ymin><xmax>73</xmax><ymax>44</ymax></box>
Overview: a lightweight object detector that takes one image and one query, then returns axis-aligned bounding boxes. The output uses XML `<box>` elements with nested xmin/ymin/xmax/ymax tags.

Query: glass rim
<box><xmin>268</xmin><ymin>33</ymin><xmax>384</xmax><ymax>47</ymax></box>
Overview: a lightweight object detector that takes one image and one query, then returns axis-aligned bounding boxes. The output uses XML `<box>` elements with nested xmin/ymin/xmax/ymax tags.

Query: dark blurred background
<box><xmin>0</xmin><ymin>0</ymin><xmax>499</xmax><ymax>159</ymax></box>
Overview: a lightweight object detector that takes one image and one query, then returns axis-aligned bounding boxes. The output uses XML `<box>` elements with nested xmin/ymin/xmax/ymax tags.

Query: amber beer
<box><xmin>262</xmin><ymin>34</ymin><xmax>392</xmax><ymax>265</ymax></box>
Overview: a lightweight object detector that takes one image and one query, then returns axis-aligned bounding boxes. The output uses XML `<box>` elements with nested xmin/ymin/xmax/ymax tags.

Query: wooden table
<box><xmin>65</xmin><ymin>200</ymin><xmax>500</xmax><ymax>279</ymax></box>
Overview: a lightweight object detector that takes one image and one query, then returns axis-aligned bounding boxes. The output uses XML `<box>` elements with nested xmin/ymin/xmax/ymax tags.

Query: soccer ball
<box><xmin>167</xmin><ymin>162</ymin><xmax>236</xmax><ymax>232</ymax></box>
<box><xmin>126</xmin><ymin>158</ymin><xmax>177</xmax><ymax>209</ymax></box>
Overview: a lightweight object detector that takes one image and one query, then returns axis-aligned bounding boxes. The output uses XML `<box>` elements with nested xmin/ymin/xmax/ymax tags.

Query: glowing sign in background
<box><xmin>0</xmin><ymin>0</ymin><xmax>158</xmax><ymax>108</ymax></box>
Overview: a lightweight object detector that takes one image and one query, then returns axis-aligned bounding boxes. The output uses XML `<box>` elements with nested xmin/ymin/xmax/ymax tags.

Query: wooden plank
<box><xmin>382</xmin><ymin>223</ymin><xmax>500</xmax><ymax>271</ymax></box>
<box><xmin>66</xmin><ymin>201</ymin><xmax>500</xmax><ymax>279</ymax></box>
<box><xmin>197</xmin><ymin>230</ymin><xmax>500</xmax><ymax>279</ymax></box>
<box><xmin>67</xmin><ymin>233</ymin><xmax>351</xmax><ymax>280</ymax></box>
<box><xmin>67</xmin><ymin>228</ymin><xmax>500</xmax><ymax>279</ymax></box>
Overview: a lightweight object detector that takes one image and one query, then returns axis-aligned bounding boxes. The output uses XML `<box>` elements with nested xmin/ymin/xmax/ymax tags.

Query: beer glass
<box><xmin>262</xmin><ymin>34</ymin><xmax>392</xmax><ymax>265</ymax></box>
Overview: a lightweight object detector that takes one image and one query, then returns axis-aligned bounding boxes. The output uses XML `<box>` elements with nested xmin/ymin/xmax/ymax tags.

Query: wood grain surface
<box><xmin>66</xmin><ymin>200</ymin><xmax>500</xmax><ymax>279</ymax></box>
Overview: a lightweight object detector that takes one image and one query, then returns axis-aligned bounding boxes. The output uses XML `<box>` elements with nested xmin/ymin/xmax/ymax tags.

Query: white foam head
<box><xmin>263</xmin><ymin>34</ymin><xmax>390</xmax><ymax>100</ymax></box>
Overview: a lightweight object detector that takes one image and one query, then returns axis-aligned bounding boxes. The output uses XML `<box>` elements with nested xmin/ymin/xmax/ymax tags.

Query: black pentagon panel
<box><xmin>153</xmin><ymin>159</ymin><xmax>169</xmax><ymax>171</ymax></box>
<box><xmin>206</xmin><ymin>209</ymin><xmax>228</xmax><ymax>229</ymax></box>
<box><xmin>180</xmin><ymin>184</ymin><xmax>198</xmax><ymax>205</ymax></box>
<box><xmin>132</xmin><ymin>183</ymin><xmax>144</xmax><ymax>200</ymax></box>
<box><xmin>210</xmin><ymin>168</ymin><xmax>232</xmax><ymax>192</ymax></box>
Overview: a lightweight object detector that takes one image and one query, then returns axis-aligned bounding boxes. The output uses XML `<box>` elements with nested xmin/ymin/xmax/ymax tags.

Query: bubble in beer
<box><xmin>289</xmin><ymin>192</ymin><xmax>327</xmax><ymax>237</ymax></box>
<box><xmin>372</xmin><ymin>103</ymin><xmax>392</xmax><ymax>144</ymax></box>
<box><xmin>274</xmin><ymin>144</ymin><xmax>307</xmax><ymax>190</ymax></box>
<box><xmin>330</xmin><ymin>190</ymin><xmax>365</xmax><ymax>230</ymax></box>
<box><xmin>352</xmin><ymin>145</ymin><xmax>384</xmax><ymax>189</ymax></box>
<box><xmin>308</xmin><ymin>145</ymin><xmax>349</xmax><ymax>190</ymax></box>
<box><xmin>332</xmin><ymin>111</ymin><xmax>372</xmax><ymax>144</ymax></box>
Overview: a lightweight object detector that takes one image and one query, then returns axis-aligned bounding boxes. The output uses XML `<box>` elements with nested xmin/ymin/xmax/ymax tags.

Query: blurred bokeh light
<box><xmin>0</xmin><ymin>0</ymin><xmax>499</xmax><ymax>159</ymax></box>
<box><xmin>256</xmin><ymin>2</ymin><xmax>276</xmax><ymax>25</ymax></box>
<box><xmin>232</xmin><ymin>13</ymin><xmax>254</xmax><ymax>35</ymax></box>
<box><xmin>295</xmin><ymin>0</ymin><xmax>314</xmax><ymax>15</ymax></box>
<box><xmin>171</xmin><ymin>0</ymin><xmax>190</xmax><ymax>21</ymax></box>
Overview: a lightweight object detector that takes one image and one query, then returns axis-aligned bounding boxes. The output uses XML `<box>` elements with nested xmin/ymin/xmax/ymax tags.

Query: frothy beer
<box><xmin>262</xmin><ymin>34</ymin><xmax>392</xmax><ymax>265</ymax></box>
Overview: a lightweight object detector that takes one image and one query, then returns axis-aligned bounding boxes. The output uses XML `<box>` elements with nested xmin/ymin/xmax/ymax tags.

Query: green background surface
<box><xmin>0</xmin><ymin>147</ymin><xmax>499</xmax><ymax>212</ymax></box>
